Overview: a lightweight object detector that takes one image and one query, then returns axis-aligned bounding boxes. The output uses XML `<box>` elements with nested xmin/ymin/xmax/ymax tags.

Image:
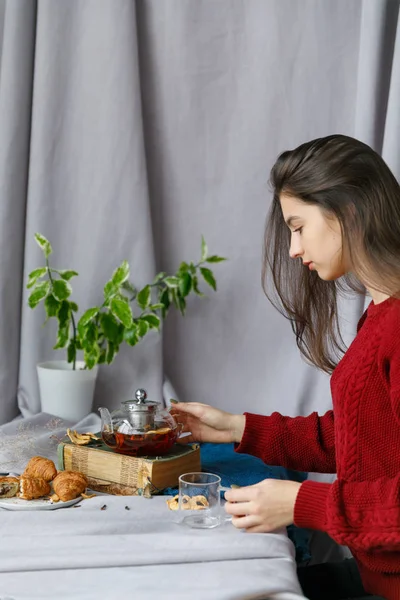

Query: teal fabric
<box><xmin>163</xmin><ymin>442</ymin><xmax>311</xmax><ymax>563</ymax></box>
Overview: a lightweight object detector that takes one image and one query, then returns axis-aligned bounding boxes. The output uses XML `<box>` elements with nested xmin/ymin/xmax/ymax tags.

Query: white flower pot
<box><xmin>37</xmin><ymin>360</ymin><xmax>98</xmax><ymax>422</ymax></box>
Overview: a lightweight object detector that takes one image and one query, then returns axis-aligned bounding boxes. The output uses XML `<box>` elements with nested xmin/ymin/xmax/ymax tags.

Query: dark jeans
<box><xmin>297</xmin><ymin>558</ymin><xmax>385</xmax><ymax>600</ymax></box>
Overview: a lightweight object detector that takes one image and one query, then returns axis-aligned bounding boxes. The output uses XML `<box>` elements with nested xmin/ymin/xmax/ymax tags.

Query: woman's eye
<box><xmin>293</xmin><ymin>227</ymin><xmax>303</xmax><ymax>234</ymax></box>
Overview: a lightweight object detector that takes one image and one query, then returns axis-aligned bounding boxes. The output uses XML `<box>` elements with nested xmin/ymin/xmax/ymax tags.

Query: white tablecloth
<box><xmin>0</xmin><ymin>495</ymin><xmax>306</xmax><ymax>600</ymax></box>
<box><xmin>0</xmin><ymin>414</ymin><xmax>306</xmax><ymax>600</ymax></box>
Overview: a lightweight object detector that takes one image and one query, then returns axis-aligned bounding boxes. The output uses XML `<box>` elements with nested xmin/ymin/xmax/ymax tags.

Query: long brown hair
<box><xmin>263</xmin><ymin>134</ymin><xmax>400</xmax><ymax>373</ymax></box>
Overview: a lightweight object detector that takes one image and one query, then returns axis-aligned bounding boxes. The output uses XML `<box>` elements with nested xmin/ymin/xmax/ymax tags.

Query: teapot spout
<box><xmin>98</xmin><ymin>406</ymin><xmax>113</xmax><ymax>433</ymax></box>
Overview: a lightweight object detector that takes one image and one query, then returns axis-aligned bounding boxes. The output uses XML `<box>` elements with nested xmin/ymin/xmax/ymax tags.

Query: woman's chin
<box><xmin>316</xmin><ymin>267</ymin><xmax>345</xmax><ymax>281</ymax></box>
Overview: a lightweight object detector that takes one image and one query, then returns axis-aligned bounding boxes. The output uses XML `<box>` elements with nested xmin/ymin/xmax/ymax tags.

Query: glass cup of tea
<box><xmin>178</xmin><ymin>472</ymin><xmax>221</xmax><ymax>529</ymax></box>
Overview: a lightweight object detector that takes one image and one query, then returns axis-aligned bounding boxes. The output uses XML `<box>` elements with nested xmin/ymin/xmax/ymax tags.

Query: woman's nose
<box><xmin>289</xmin><ymin>236</ymin><xmax>303</xmax><ymax>259</ymax></box>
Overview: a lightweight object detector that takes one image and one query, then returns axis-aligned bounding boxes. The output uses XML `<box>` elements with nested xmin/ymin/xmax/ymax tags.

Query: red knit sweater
<box><xmin>235</xmin><ymin>297</ymin><xmax>400</xmax><ymax>600</ymax></box>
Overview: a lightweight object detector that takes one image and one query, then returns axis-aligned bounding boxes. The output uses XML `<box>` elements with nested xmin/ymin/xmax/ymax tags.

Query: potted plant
<box><xmin>27</xmin><ymin>233</ymin><xmax>226</xmax><ymax>421</ymax></box>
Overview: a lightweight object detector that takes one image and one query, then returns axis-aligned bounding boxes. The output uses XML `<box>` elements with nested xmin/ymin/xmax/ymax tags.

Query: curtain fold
<box><xmin>0</xmin><ymin>0</ymin><xmax>398</xmax><ymax>425</ymax></box>
<box><xmin>17</xmin><ymin>0</ymin><xmax>162</xmax><ymax>420</ymax></box>
<box><xmin>354</xmin><ymin>0</ymin><xmax>400</xmax><ymax>313</ymax></box>
<box><xmin>0</xmin><ymin>0</ymin><xmax>37</xmax><ymax>424</ymax></box>
<box><xmin>355</xmin><ymin>0</ymin><xmax>399</xmax><ymax>153</ymax></box>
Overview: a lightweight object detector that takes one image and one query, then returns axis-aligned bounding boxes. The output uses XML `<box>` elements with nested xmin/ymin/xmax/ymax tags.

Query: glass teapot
<box><xmin>98</xmin><ymin>388</ymin><xmax>182</xmax><ymax>457</ymax></box>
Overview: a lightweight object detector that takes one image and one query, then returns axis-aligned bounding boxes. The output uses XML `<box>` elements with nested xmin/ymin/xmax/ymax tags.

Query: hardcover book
<box><xmin>57</xmin><ymin>437</ymin><xmax>201</xmax><ymax>496</ymax></box>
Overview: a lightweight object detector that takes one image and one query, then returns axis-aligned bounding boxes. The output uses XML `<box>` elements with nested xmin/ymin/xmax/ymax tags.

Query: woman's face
<box><xmin>280</xmin><ymin>193</ymin><xmax>346</xmax><ymax>280</ymax></box>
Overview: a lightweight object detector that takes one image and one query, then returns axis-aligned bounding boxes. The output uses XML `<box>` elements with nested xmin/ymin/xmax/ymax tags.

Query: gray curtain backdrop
<box><xmin>0</xmin><ymin>0</ymin><xmax>399</xmax><ymax>428</ymax></box>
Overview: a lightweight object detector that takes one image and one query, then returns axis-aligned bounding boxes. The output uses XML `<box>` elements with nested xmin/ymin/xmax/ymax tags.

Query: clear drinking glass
<box><xmin>178</xmin><ymin>472</ymin><xmax>221</xmax><ymax>529</ymax></box>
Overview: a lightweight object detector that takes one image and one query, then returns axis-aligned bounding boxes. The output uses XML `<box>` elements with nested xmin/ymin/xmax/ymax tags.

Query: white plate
<box><xmin>0</xmin><ymin>495</ymin><xmax>82</xmax><ymax>511</ymax></box>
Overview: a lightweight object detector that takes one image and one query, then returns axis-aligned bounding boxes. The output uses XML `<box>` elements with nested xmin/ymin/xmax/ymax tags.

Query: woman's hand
<box><xmin>224</xmin><ymin>479</ymin><xmax>302</xmax><ymax>533</ymax></box>
<box><xmin>170</xmin><ymin>402</ymin><xmax>245</xmax><ymax>445</ymax></box>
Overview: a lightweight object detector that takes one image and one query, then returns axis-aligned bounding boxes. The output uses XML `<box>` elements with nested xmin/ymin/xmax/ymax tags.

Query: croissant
<box><xmin>19</xmin><ymin>476</ymin><xmax>51</xmax><ymax>500</ymax></box>
<box><xmin>52</xmin><ymin>470</ymin><xmax>87</xmax><ymax>501</ymax></box>
<box><xmin>23</xmin><ymin>456</ymin><xmax>57</xmax><ymax>482</ymax></box>
<box><xmin>0</xmin><ymin>476</ymin><xmax>20</xmax><ymax>498</ymax></box>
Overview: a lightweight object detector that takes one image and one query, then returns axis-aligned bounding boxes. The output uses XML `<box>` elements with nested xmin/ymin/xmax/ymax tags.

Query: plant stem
<box><xmin>46</xmin><ymin>259</ymin><xmax>54</xmax><ymax>286</ymax></box>
<box><xmin>47</xmin><ymin>259</ymin><xmax>77</xmax><ymax>370</ymax></box>
<box><xmin>70</xmin><ymin>312</ymin><xmax>77</xmax><ymax>370</ymax></box>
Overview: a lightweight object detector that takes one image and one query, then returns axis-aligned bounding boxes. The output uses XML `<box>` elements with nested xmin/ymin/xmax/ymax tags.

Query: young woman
<box><xmin>171</xmin><ymin>135</ymin><xmax>400</xmax><ymax>600</ymax></box>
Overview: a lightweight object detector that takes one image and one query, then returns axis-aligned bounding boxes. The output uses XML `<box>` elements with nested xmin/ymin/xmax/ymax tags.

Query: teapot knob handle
<box><xmin>135</xmin><ymin>388</ymin><xmax>147</xmax><ymax>404</ymax></box>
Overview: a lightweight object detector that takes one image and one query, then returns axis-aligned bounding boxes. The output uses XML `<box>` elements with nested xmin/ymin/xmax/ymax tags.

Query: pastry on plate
<box><xmin>22</xmin><ymin>456</ymin><xmax>57</xmax><ymax>482</ymax></box>
<box><xmin>0</xmin><ymin>476</ymin><xmax>20</xmax><ymax>498</ymax></box>
<box><xmin>52</xmin><ymin>470</ymin><xmax>87</xmax><ymax>501</ymax></box>
<box><xmin>18</xmin><ymin>476</ymin><xmax>51</xmax><ymax>500</ymax></box>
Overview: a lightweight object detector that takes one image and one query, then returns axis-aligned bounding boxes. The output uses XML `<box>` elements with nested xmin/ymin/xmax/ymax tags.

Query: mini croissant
<box><xmin>23</xmin><ymin>456</ymin><xmax>57</xmax><ymax>482</ymax></box>
<box><xmin>19</xmin><ymin>476</ymin><xmax>51</xmax><ymax>500</ymax></box>
<box><xmin>52</xmin><ymin>470</ymin><xmax>87</xmax><ymax>501</ymax></box>
<box><xmin>0</xmin><ymin>476</ymin><xmax>20</xmax><ymax>498</ymax></box>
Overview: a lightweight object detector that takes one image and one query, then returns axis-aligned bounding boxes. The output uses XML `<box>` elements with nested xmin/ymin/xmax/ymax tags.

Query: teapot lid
<box><xmin>122</xmin><ymin>388</ymin><xmax>159</xmax><ymax>413</ymax></box>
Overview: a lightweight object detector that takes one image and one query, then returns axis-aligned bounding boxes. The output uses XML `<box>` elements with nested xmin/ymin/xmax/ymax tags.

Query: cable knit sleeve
<box><xmin>294</xmin><ymin>473</ymin><xmax>400</xmax><ymax>552</ymax></box>
<box><xmin>294</xmin><ymin>340</ymin><xmax>400</xmax><ymax>553</ymax></box>
<box><xmin>235</xmin><ymin>410</ymin><xmax>336</xmax><ymax>473</ymax></box>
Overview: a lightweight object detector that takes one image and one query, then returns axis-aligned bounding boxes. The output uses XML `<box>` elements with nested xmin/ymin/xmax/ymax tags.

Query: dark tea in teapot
<box><xmin>102</xmin><ymin>426</ymin><xmax>178</xmax><ymax>457</ymax></box>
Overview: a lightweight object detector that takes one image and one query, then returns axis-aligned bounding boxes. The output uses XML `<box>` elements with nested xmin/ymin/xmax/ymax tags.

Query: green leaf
<box><xmin>206</xmin><ymin>255</ymin><xmax>227</xmax><ymax>263</ymax></box>
<box><xmin>67</xmin><ymin>340</ymin><xmax>76</xmax><ymax>364</ymax></box>
<box><xmin>52</xmin><ymin>279</ymin><xmax>72</xmax><ymax>301</ymax></box>
<box><xmin>201</xmin><ymin>235</ymin><xmax>208</xmax><ymax>262</ymax></box>
<box><xmin>110</xmin><ymin>297</ymin><xmax>133</xmax><ymax>328</ymax></box>
<box><xmin>114</xmin><ymin>291</ymin><xmax>131</xmax><ymax>303</ymax></box>
<box><xmin>116</xmin><ymin>324</ymin><xmax>125</xmax><ymax>344</ymax></box>
<box><xmin>137</xmin><ymin>285</ymin><xmax>151</xmax><ymax>310</ymax></box>
<box><xmin>159</xmin><ymin>288</ymin><xmax>170</xmax><ymax>319</ymax></box>
<box><xmin>100</xmin><ymin>312</ymin><xmax>120</xmax><ymax>343</ymax></box>
<box><xmin>179</xmin><ymin>262</ymin><xmax>189</xmax><ymax>273</ymax></box>
<box><xmin>106</xmin><ymin>342</ymin><xmax>116</xmax><ymax>364</ymax></box>
<box><xmin>98</xmin><ymin>349</ymin><xmax>107</xmax><ymax>364</ymax></box>
<box><xmin>200</xmin><ymin>267</ymin><xmax>217</xmax><ymax>291</ymax></box>
<box><xmin>168</xmin><ymin>287</ymin><xmax>179</xmax><ymax>310</ymax></box>
<box><xmin>70</xmin><ymin>302</ymin><xmax>79</xmax><ymax>312</ymax></box>
<box><xmin>164</xmin><ymin>276</ymin><xmax>179</xmax><ymax>288</ymax></box>
<box><xmin>58</xmin><ymin>270</ymin><xmax>79</xmax><ymax>281</ymax></box>
<box><xmin>34</xmin><ymin>233</ymin><xmax>52</xmax><ymax>258</ymax></box>
<box><xmin>78</xmin><ymin>307</ymin><xmax>99</xmax><ymax>330</ymax></box>
<box><xmin>142</xmin><ymin>314</ymin><xmax>161</xmax><ymax>330</ymax></box>
<box><xmin>121</xmin><ymin>280</ymin><xmax>136</xmax><ymax>297</ymax></box>
<box><xmin>189</xmin><ymin>262</ymin><xmax>196</xmax><ymax>275</ymax></box>
<box><xmin>84</xmin><ymin>343</ymin><xmax>100</xmax><ymax>369</ymax></box>
<box><xmin>53</xmin><ymin>324</ymin><xmax>69</xmax><ymax>349</ymax></box>
<box><xmin>80</xmin><ymin>321</ymin><xmax>98</xmax><ymax>353</ymax></box>
<box><xmin>27</xmin><ymin>267</ymin><xmax>47</xmax><ymax>289</ymax></box>
<box><xmin>44</xmin><ymin>294</ymin><xmax>60</xmax><ymax>318</ymax></box>
<box><xmin>149</xmin><ymin>303</ymin><xmax>164</xmax><ymax>310</ymax></box>
<box><xmin>179</xmin><ymin>272</ymin><xmax>192</xmax><ymax>297</ymax></box>
<box><xmin>58</xmin><ymin>300</ymin><xmax>71</xmax><ymax>327</ymax></box>
<box><xmin>168</xmin><ymin>288</ymin><xmax>186</xmax><ymax>315</ymax></box>
<box><xmin>124</xmin><ymin>325</ymin><xmax>139</xmax><ymax>347</ymax></box>
<box><xmin>28</xmin><ymin>281</ymin><xmax>50</xmax><ymax>308</ymax></box>
<box><xmin>112</xmin><ymin>260</ymin><xmax>130</xmax><ymax>287</ymax></box>
<box><xmin>152</xmin><ymin>272</ymin><xmax>167</xmax><ymax>284</ymax></box>
<box><xmin>137</xmin><ymin>319</ymin><xmax>149</xmax><ymax>337</ymax></box>
<box><xmin>104</xmin><ymin>280</ymin><xmax>118</xmax><ymax>300</ymax></box>
<box><xmin>177</xmin><ymin>294</ymin><xmax>186</xmax><ymax>316</ymax></box>
<box><xmin>85</xmin><ymin>355</ymin><xmax>96</xmax><ymax>370</ymax></box>
<box><xmin>192</xmin><ymin>275</ymin><xmax>205</xmax><ymax>297</ymax></box>
<box><xmin>84</xmin><ymin>321</ymin><xmax>97</xmax><ymax>346</ymax></box>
